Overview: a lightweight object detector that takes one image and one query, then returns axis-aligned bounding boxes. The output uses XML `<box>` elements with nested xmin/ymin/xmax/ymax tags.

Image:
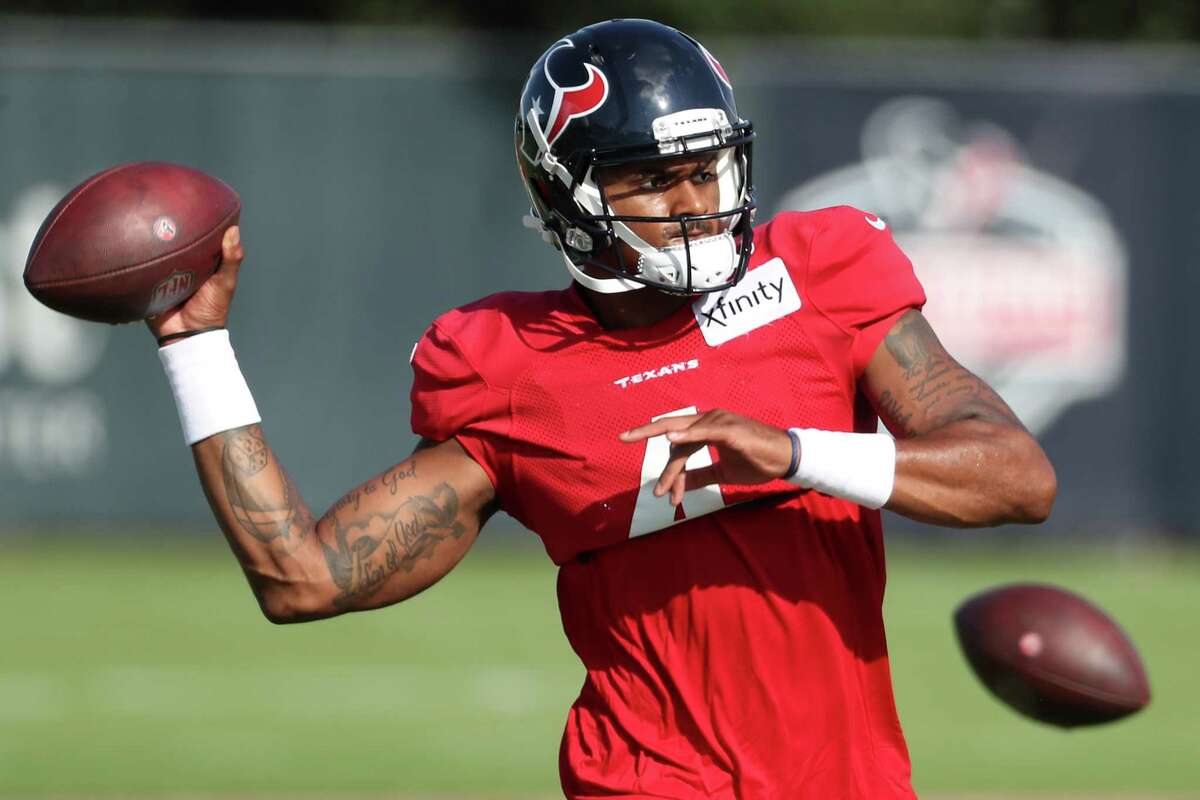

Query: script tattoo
<box><xmin>882</xmin><ymin>311</ymin><xmax>1021</xmax><ymax>433</ymax></box>
<box><xmin>318</xmin><ymin>479</ymin><xmax>466</xmax><ymax>607</ymax></box>
<box><xmin>876</xmin><ymin>389</ymin><xmax>915</xmax><ymax>437</ymax></box>
<box><xmin>220</xmin><ymin>426</ymin><xmax>314</xmax><ymax>551</ymax></box>
<box><xmin>382</xmin><ymin>462</ymin><xmax>417</xmax><ymax>495</ymax></box>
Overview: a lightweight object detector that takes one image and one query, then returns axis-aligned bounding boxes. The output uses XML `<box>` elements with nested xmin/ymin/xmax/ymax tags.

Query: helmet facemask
<box><xmin>515</xmin><ymin>20</ymin><xmax>756</xmax><ymax>295</ymax></box>
<box><xmin>522</xmin><ymin>108</ymin><xmax>756</xmax><ymax>296</ymax></box>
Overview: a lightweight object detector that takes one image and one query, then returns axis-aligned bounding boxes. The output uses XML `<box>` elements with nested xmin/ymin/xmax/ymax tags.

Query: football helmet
<box><xmin>516</xmin><ymin>19</ymin><xmax>756</xmax><ymax>295</ymax></box>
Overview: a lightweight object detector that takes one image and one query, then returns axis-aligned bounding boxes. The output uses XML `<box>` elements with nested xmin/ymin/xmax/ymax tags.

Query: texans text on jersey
<box><xmin>613</xmin><ymin>359</ymin><xmax>700</xmax><ymax>389</ymax></box>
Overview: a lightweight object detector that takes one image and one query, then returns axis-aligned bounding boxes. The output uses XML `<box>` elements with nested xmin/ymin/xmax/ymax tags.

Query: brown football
<box><xmin>954</xmin><ymin>583</ymin><xmax>1150</xmax><ymax>728</ymax></box>
<box><xmin>23</xmin><ymin>161</ymin><xmax>240</xmax><ymax>324</ymax></box>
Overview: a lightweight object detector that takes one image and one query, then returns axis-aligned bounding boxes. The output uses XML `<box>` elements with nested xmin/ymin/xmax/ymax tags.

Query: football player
<box><xmin>150</xmin><ymin>19</ymin><xmax>1056</xmax><ymax>799</ymax></box>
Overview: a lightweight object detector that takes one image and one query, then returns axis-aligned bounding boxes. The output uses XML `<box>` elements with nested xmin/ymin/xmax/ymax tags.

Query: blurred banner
<box><xmin>1</xmin><ymin>19</ymin><xmax>1197</xmax><ymax>536</ymax></box>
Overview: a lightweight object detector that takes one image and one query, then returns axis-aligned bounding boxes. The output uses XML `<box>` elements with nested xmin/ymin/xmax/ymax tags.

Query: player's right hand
<box><xmin>146</xmin><ymin>226</ymin><xmax>244</xmax><ymax>341</ymax></box>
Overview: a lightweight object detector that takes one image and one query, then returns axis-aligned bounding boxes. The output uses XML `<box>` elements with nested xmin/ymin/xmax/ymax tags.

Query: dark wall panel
<box><xmin>1</xmin><ymin>22</ymin><xmax>1195</xmax><ymax>536</ymax></box>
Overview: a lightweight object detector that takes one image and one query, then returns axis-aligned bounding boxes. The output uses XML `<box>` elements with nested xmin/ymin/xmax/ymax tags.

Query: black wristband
<box><xmin>783</xmin><ymin>428</ymin><xmax>801</xmax><ymax>479</ymax></box>
<box><xmin>156</xmin><ymin>326</ymin><xmax>225</xmax><ymax>346</ymax></box>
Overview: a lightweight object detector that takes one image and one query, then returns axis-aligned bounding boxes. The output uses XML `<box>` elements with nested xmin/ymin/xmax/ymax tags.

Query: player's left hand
<box><xmin>619</xmin><ymin>409</ymin><xmax>793</xmax><ymax>506</ymax></box>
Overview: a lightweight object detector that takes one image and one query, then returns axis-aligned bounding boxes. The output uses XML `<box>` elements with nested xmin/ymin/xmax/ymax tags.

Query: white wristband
<box><xmin>158</xmin><ymin>329</ymin><xmax>261</xmax><ymax>445</ymax></box>
<box><xmin>785</xmin><ymin>428</ymin><xmax>896</xmax><ymax>510</ymax></box>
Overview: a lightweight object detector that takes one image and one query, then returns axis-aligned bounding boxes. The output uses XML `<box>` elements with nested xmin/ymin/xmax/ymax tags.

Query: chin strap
<box><xmin>634</xmin><ymin>231</ymin><xmax>738</xmax><ymax>292</ymax></box>
<box><xmin>523</xmin><ymin>210</ymin><xmax>742</xmax><ymax>294</ymax></box>
<box><xmin>562</xmin><ymin>255</ymin><xmax>645</xmax><ymax>294</ymax></box>
<box><xmin>523</xmin><ymin>211</ymin><xmax>645</xmax><ymax>294</ymax></box>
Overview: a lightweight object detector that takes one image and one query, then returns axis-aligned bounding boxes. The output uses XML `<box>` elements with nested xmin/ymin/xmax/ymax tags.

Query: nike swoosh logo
<box><xmin>865</xmin><ymin>215</ymin><xmax>887</xmax><ymax>230</ymax></box>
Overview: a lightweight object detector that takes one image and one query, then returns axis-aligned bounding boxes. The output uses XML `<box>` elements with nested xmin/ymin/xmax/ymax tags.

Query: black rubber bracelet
<box><xmin>783</xmin><ymin>428</ymin><xmax>801</xmax><ymax>479</ymax></box>
<box><xmin>156</xmin><ymin>326</ymin><xmax>226</xmax><ymax>346</ymax></box>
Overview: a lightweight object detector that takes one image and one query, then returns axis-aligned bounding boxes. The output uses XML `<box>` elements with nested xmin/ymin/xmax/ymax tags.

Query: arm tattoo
<box><xmin>876</xmin><ymin>389</ymin><xmax>916</xmax><ymax>437</ymax></box>
<box><xmin>220</xmin><ymin>427</ymin><xmax>314</xmax><ymax>551</ymax></box>
<box><xmin>882</xmin><ymin>312</ymin><xmax>1022</xmax><ymax>433</ymax></box>
<box><xmin>318</xmin><ymin>478</ymin><xmax>467</xmax><ymax>607</ymax></box>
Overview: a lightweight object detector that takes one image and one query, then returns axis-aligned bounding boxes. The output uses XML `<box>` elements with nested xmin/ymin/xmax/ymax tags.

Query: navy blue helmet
<box><xmin>516</xmin><ymin>19</ymin><xmax>756</xmax><ymax>295</ymax></box>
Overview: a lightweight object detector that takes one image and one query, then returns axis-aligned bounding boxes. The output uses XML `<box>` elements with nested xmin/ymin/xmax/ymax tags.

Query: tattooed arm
<box><xmin>147</xmin><ymin>227</ymin><xmax>496</xmax><ymax>622</ymax></box>
<box><xmin>191</xmin><ymin>427</ymin><xmax>496</xmax><ymax>622</ymax></box>
<box><xmin>619</xmin><ymin>307</ymin><xmax>1054</xmax><ymax>525</ymax></box>
<box><xmin>863</xmin><ymin>310</ymin><xmax>1056</xmax><ymax>527</ymax></box>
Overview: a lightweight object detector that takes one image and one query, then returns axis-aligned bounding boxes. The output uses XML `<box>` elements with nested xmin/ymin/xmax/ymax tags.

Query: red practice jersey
<box><xmin>411</xmin><ymin>207</ymin><xmax>926</xmax><ymax>799</ymax></box>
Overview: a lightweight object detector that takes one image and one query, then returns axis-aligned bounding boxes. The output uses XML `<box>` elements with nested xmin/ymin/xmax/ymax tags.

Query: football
<box><xmin>23</xmin><ymin>161</ymin><xmax>240</xmax><ymax>324</ymax></box>
<box><xmin>954</xmin><ymin>583</ymin><xmax>1150</xmax><ymax>728</ymax></box>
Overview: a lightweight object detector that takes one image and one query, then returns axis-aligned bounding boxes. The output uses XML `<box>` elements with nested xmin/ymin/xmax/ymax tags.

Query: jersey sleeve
<box><xmin>409</xmin><ymin>320</ymin><xmax>510</xmax><ymax>491</ymax></box>
<box><xmin>803</xmin><ymin>207</ymin><xmax>926</xmax><ymax>376</ymax></box>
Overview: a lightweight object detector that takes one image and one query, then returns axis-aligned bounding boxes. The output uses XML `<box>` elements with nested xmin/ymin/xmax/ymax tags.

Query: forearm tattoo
<box><xmin>882</xmin><ymin>312</ymin><xmax>1022</xmax><ymax>435</ymax></box>
<box><xmin>319</xmin><ymin>477</ymin><xmax>467</xmax><ymax>608</ymax></box>
<box><xmin>220</xmin><ymin>426</ymin><xmax>314</xmax><ymax>551</ymax></box>
<box><xmin>217</xmin><ymin>427</ymin><xmax>469</xmax><ymax>607</ymax></box>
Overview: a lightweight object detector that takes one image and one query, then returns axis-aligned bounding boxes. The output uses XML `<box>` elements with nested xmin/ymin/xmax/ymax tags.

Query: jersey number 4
<box><xmin>629</xmin><ymin>406</ymin><xmax>728</xmax><ymax>538</ymax></box>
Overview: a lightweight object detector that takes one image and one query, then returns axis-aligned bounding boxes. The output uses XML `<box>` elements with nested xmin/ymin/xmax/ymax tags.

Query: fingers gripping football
<box><xmin>619</xmin><ymin>409</ymin><xmax>794</xmax><ymax>505</ymax></box>
<box><xmin>147</xmin><ymin>226</ymin><xmax>244</xmax><ymax>340</ymax></box>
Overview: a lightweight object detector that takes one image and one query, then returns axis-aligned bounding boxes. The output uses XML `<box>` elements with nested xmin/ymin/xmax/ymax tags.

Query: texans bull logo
<box><xmin>530</xmin><ymin>38</ymin><xmax>610</xmax><ymax>150</ymax></box>
<box><xmin>697</xmin><ymin>41</ymin><xmax>732</xmax><ymax>89</ymax></box>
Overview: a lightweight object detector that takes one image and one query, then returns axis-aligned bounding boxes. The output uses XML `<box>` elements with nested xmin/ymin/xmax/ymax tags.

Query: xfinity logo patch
<box><xmin>614</xmin><ymin>358</ymin><xmax>699</xmax><ymax>389</ymax></box>
<box><xmin>692</xmin><ymin>258</ymin><xmax>801</xmax><ymax>346</ymax></box>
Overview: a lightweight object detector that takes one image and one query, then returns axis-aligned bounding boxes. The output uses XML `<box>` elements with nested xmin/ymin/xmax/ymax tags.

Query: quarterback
<box><xmin>149</xmin><ymin>19</ymin><xmax>1056</xmax><ymax>799</ymax></box>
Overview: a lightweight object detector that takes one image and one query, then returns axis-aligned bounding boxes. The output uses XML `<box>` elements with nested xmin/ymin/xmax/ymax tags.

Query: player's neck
<box><xmin>575</xmin><ymin>284</ymin><xmax>694</xmax><ymax>331</ymax></box>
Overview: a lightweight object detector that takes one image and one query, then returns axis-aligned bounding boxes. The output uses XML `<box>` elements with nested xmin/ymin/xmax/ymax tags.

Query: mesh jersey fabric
<box><xmin>411</xmin><ymin>207</ymin><xmax>927</xmax><ymax>799</ymax></box>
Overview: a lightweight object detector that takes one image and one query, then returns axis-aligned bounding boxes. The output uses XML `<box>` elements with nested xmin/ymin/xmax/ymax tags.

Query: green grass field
<box><xmin>1</xmin><ymin>532</ymin><xmax>1197</xmax><ymax>798</ymax></box>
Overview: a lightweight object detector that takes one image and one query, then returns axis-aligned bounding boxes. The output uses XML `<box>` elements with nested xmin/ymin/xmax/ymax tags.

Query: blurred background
<box><xmin>2</xmin><ymin>1</ymin><xmax>1198</xmax><ymax>797</ymax></box>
